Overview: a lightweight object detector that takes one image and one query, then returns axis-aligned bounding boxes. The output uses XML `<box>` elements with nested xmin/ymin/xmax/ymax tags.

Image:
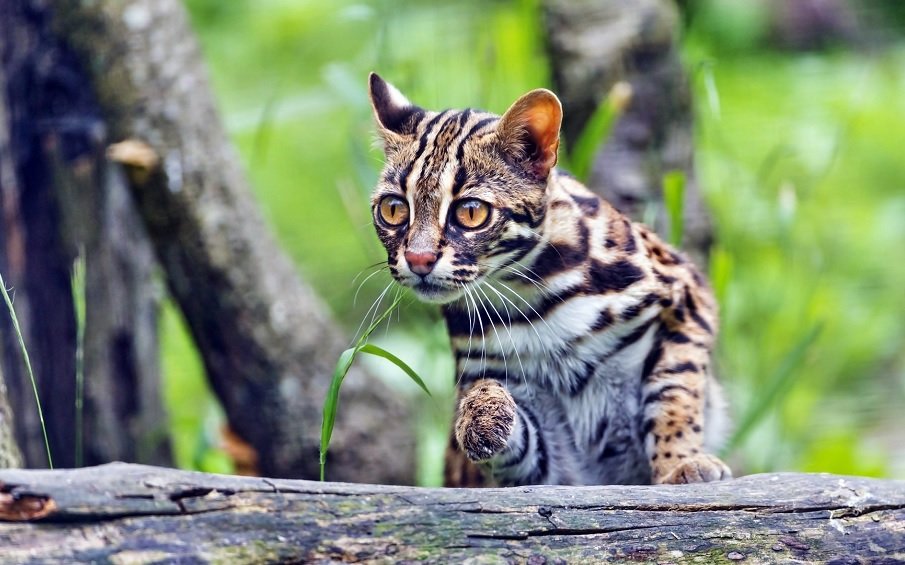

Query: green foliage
<box><xmin>662</xmin><ymin>171</ymin><xmax>686</xmax><ymax>247</ymax></box>
<box><xmin>690</xmin><ymin>46</ymin><xmax>905</xmax><ymax>475</ymax></box>
<box><xmin>564</xmin><ymin>84</ymin><xmax>626</xmax><ymax>182</ymax></box>
<box><xmin>320</xmin><ymin>294</ymin><xmax>428</xmax><ymax>481</ymax></box>
<box><xmin>0</xmin><ymin>271</ymin><xmax>52</xmax><ymax>468</ymax></box>
<box><xmin>723</xmin><ymin>323</ymin><xmax>822</xmax><ymax>454</ymax></box>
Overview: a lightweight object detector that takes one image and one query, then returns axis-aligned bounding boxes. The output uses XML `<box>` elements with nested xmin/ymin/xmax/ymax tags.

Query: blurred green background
<box><xmin>165</xmin><ymin>0</ymin><xmax>905</xmax><ymax>483</ymax></box>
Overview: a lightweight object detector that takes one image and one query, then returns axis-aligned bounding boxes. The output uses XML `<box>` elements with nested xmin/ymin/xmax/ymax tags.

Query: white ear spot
<box><xmin>384</xmin><ymin>80</ymin><xmax>412</xmax><ymax>109</ymax></box>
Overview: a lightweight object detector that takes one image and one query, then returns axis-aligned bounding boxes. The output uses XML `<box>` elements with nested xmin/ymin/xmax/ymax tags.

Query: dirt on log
<box><xmin>0</xmin><ymin>463</ymin><xmax>903</xmax><ymax>563</ymax></box>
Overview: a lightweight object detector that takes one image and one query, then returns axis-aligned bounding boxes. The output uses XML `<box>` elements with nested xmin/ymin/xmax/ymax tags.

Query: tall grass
<box><xmin>320</xmin><ymin>293</ymin><xmax>428</xmax><ymax>481</ymax></box>
<box><xmin>0</xmin><ymin>271</ymin><xmax>53</xmax><ymax>468</ymax></box>
<box><xmin>71</xmin><ymin>249</ymin><xmax>86</xmax><ymax>467</ymax></box>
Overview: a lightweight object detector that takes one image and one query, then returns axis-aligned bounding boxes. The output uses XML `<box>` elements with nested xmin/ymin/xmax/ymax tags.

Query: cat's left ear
<box><xmin>497</xmin><ymin>89</ymin><xmax>562</xmax><ymax>179</ymax></box>
<box><xmin>368</xmin><ymin>73</ymin><xmax>424</xmax><ymax>153</ymax></box>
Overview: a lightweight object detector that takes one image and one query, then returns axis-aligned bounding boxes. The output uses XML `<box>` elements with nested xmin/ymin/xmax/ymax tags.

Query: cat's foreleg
<box><xmin>641</xmin><ymin>332</ymin><xmax>732</xmax><ymax>484</ymax></box>
<box><xmin>454</xmin><ymin>379</ymin><xmax>548</xmax><ymax>484</ymax></box>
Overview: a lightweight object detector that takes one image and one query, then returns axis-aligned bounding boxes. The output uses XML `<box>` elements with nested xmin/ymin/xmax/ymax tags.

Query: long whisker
<box><xmin>466</xmin><ymin>284</ymin><xmax>488</xmax><ymax>379</ymax></box>
<box><xmin>351</xmin><ymin>260</ymin><xmax>388</xmax><ymax>287</ymax></box>
<box><xmin>491</xmin><ymin>278</ymin><xmax>554</xmax><ymax>342</ymax></box>
<box><xmin>456</xmin><ymin>283</ymin><xmax>478</xmax><ymax>387</ymax></box>
<box><xmin>506</xmin><ymin>258</ymin><xmax>562</xmax><ymax>296</ymax></box>
<box><xmin>353</xmin><ymin>265</ymin><xmax>389</xmax><ymax>306</ymax></box>
<box><xmin>456</xmin><ymin>283</ymin><xmax>475</xmax><ymax>379</ymax></box>
<box><xmin>497</xmin><ymin>264</ymin><xmax>559</xmax><ymax>298</ymax></box>
<box><xmin>478</xmin><ymin>282</ymin><xmax>530</xmax><ymax>391</ymax></box>
<box><xmin>354</xmin><ymin>281</ymin><xmax>393</xmax><ymax>342</ymax></box>
<box><xmin>472</xmin><ymin>283</ymin><xmax>509</xmax><ymax>386</ymax></box>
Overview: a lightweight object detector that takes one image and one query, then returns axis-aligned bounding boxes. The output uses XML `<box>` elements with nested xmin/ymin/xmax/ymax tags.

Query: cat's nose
<box><xmin>404</xmin><ymin>250</ymin><xmax>438</xmax><ymax>276</ymax></box>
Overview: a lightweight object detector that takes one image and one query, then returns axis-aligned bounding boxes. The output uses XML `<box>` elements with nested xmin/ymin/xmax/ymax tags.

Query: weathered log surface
<box><xmin>1</xmin><ymin>463</ymin><xmax>902</xmax><ymax>563</ymax></box>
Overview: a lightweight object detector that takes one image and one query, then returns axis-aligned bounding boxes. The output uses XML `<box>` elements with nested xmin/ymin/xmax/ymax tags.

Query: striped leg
<box><xmin>453</xmin><ymin>379</ymin><xmax>549</xmax><ymax>485</ymax></box>
<box><xmin>641</xmin><ymin>330</ymin><xmax>732</xmax><ymax>484</ymax></box>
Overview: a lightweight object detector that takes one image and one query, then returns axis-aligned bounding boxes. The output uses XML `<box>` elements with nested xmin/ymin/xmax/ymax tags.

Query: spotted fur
<box><xmin>368</xmin><ymin>73</ymin><xmax>731</xmax><ymax>486</ymax></box>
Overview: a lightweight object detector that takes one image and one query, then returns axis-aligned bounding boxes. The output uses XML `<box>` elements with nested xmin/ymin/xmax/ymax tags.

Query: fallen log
<box><xmin>0</xmin><ymin>463</ymin><xmax>902</xmax><ymax>563</ymax></box>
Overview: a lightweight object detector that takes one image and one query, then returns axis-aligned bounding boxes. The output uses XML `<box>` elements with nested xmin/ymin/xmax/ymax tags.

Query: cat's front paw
<box><xmin>656</xmin><ymin>453</ymin><xmax>732</xmax><ymax>484</ymax></box>
<box><xmin>454</xmin><ymin>380</ymin><xmax>516</xmax><ymax>462</ymax></box>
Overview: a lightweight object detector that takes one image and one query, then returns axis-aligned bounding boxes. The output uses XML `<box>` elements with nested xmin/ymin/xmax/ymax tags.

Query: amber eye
<box><xmin>453</xmin><ymin>199</ymin><xmax>491</xmax><ymax>229</ymax></box>
<box><xmin>378</xmin><ymin>195</ymin><xmax>409</xmax><ymax>227</ymax></box>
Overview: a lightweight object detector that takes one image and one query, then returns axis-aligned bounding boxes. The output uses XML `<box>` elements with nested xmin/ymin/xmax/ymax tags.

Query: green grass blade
<box><xmin>361</xmin><ymin>293</ymin><xmax>404</xmax><ymax>342</ymax></box>
<box><xmin>663</xmin><ymin>170</ymin><xmax>686</xmax><ymax>247</ymax></box>
<box><xmin>0</xmin><ymin>270</ymin><xmax>53</xmax><ymax>468</ymax></box>
<box><xmin>723</xmin><ymin>323</ymin><xmax>823</xmax><ymax>454</ymax></box>
<box><xmin>359</xmin><ymin>343</ymin><xmax>431</xmax><ymax>397</ymax></box>
<box><xmin>568</xmin><ymin>82</ymin><xmax>631</xmax><ymax>183</ymax></box>
<box><xmin>708</xmin><ymin>245</ymin><xmax>734</xmax><ymax>310</ymax></box>
<box><xmin>319</xmin><ymin>292</ymin><xmax>428</xmax><ymax>481</ymax></box>
<box><xmin>71</xmin><ymin>249</ymin><xmax>86</xmax><ymax>467</ymax></box>
<box><xmin>319</xmin><ymin>346</ymin><xmax>358</xmax><ymax>481</ymax></box>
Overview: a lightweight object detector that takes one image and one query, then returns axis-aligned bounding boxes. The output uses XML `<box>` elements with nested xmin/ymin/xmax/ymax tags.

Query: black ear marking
<box><xmin>368</xmin><ymin>72</ymin><xmax>424</xmax><ymax>136</ymax></box>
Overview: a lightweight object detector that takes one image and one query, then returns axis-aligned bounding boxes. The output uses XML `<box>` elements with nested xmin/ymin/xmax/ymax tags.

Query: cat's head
<box><xmin>367</xmin><ymin>73</ymin><xmax>562</xmax><ymax>304</ymax></box>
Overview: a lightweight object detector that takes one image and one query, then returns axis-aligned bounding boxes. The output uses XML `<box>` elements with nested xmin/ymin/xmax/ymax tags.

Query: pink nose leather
<box><xmin>405</xmin><ymin>251</ymin><xmax>438</xmax><ymax>276</ymax></box>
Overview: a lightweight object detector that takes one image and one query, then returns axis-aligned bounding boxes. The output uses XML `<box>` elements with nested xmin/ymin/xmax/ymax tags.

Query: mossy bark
<box><xmin>1</xmin><ymin>463</ymin><xmax>903</xmax><ymax>563</ymax></box>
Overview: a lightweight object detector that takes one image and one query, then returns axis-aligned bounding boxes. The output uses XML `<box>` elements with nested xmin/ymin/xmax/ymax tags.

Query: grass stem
<box><xmin>0</xmin><ymin>270</ymin><xmax>53</xmax><ymax>468</ymax></box>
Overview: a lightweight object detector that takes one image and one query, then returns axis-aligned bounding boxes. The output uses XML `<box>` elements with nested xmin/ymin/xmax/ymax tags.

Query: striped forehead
<box><xmin>402</xmin><ymin>109</ymin><xmax>498</xmax><ymax>216</ymax></box>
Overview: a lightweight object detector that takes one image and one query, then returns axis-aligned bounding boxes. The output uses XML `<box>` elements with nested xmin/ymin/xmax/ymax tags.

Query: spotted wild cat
<box><xmin>367</xmin><ymin>73</ymin><xmax>732</xmax><ymax>486</ymax></box>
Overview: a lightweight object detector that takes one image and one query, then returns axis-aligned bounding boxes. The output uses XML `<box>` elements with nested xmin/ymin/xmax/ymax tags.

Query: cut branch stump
<box><xmin>1</xmin><ymin>463</ymin><xmax>903</xmax><ymax>563</ymax></box>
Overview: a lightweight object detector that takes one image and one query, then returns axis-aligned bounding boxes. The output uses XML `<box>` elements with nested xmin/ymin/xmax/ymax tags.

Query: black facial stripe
<box><xmin>503</xmin><ymin>207</ymin><xmax>543</xmax><ymax>229</ymax></box>
<box><xmin>485</xmin><ymin>235</ymin><xmax>538</xmax><ymax>258</ymax></box>
<box><xmin>418</xmin><ymin>112</ymin><xmax>464</xmax><ymax>185</ymax></box>
<box><xmin>452</xmin><ymin>166</ymin><xmax>468</xmax><ymax>196</ymax></box>
<box><xmin>455</xmin><ymin>116</ymin><xmax>498</xmax><ymax>161</ymax></box>
<box><xmin>398</xmin><ymin>110</ymin><xmax>450</xmax><ymax>193</ymax></box>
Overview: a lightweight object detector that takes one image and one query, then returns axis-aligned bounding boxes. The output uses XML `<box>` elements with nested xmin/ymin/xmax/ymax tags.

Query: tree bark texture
<box><xmin>1</xmin><ymin>463</ymin><xmax>903</xmax><ymax>563</ymax></box>
<box><xmin>0</xmin><ymin>0</ymin><xmax>169</xmax><ymax>468</ymax></box>
<box><xmin>543</xmin><ymin>0</ymin><xmax>713</xmax><ymax>263</ymax></box>
<box><xmin>49</xmin><ymin>0</ymin><xmax>414</xmax><ymax>483</ymax></box>
<box><xmin>0</xmin><ymin>364</ymin><xmax>22</xmax><ymax>469</ymax></box>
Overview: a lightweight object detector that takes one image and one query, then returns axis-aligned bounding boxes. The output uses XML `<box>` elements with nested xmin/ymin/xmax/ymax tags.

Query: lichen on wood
<box><xmin>1</xmin><ymin>463</ymin><xmax>903</xmax><ymax>563</ymax></box>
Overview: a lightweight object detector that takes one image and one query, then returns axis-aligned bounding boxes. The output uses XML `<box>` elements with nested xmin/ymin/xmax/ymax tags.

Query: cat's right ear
<box><xmin>368</xmin><ymin>73</ymin><xmax>424</xmax><ymax>153</ymax></box>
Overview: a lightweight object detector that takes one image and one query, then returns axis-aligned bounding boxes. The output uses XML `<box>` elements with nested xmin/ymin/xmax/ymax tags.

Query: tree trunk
<box><xmin>0</xmin><ymin>364</ymin><xmax>22</xmax><ymax>469</ymax></box>
<box><xmin>48</xmin><ymin>0</ymin><xmax>414</xmax><ymax>483</ymax></box>
<box><xmin>0</xmin><ymin>0</ymin><xmax>169</xmax><ymax>468</ymax></box>
<box><xmin>1</xmin><ymin>463</ymin><xmax>903</xmax><ymax>563</ymax></box>
<box><xmin>543</xmin><ymin>0</ymin><xmax>713</xmax><ymax>263</ymax></box>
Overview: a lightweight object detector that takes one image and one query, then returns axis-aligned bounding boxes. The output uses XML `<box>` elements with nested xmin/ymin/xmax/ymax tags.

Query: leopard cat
<box><xmin>367</xmin><ymin>73</ymin><xmax>732</xmax><ymax>486</ymax></box>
